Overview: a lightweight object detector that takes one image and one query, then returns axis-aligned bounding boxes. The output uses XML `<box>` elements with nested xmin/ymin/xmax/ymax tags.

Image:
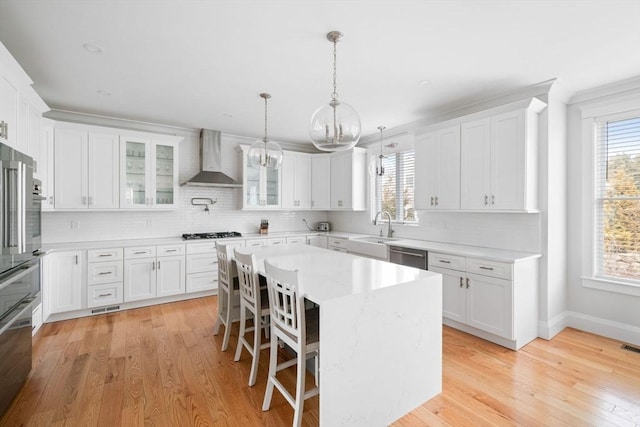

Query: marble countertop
<box><xmin>242</xmin><ymin>244</ymin><xmax>438</xmax><ymax>304</ymax></box>
<box><xmin>386</xmin><ymin>238</ymin><xmax>541</xmax><ymax>262</ymax></box>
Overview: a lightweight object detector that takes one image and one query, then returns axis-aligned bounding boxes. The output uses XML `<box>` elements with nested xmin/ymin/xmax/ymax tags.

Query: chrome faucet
<box><xmin>373</xmin><ymin>210</ymin><xmax>394</xmax><ymax>238</ymax></box>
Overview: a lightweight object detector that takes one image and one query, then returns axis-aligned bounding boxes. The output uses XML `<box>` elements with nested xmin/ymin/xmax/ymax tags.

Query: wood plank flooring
<box><xmin>1</xmin><ymin>296</ymin><xmax>639</xmax><ymax>426</ymax></box>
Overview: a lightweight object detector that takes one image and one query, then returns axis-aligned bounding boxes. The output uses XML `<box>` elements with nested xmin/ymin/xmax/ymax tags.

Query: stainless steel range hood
<box><xmin>181</xmin><ymin>129</ymin><xmax>242</xmax><ymax>188</ymax></box>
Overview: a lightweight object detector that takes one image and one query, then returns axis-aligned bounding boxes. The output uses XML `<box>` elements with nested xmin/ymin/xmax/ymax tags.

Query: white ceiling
<box><xmin>1</xmin><ymin>0</ymin><xmax>639</xmax><ymax>145</ymax></box>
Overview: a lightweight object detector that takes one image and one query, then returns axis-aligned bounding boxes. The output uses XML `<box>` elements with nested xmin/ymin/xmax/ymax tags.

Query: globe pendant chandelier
<box><xmin>248</xmin><ymin>93</ymin><xmax>283</xmax><ymax>170</ymax></box>
<box><xmin>309</xmin><ymin>31</ymin><xmax>361</xmax><ymax>152</ymax></box>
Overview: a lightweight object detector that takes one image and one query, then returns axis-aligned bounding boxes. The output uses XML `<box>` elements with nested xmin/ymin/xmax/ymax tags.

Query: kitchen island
<box><xmin>246</xmin><ymin>245</ymin><xmax>443</xmax><ymax>427</ymax></box>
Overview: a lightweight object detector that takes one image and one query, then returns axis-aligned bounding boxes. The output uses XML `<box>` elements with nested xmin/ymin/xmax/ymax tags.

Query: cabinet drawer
<box><xmin>157</xmin><ymin>244</ymin><xmax>185</xmax><ymax>257</ymax></box>
<box><xmin>186</xmin><ymin>272</ymin><xmax>218</xmax><ymax>293</ymax></box>
<box><xmin>265</xmin><ymin>238</ymin><xmax>286</xmax><ymax>246</ymax></box>
<box><xmin>466</xmin><ymin>258</ymin><xmax>512</xmax><ymax>280</ymax></box>
<box><xmin>429</xmin><ymin>252</ymin><xmax>466</xmax><ymax>271</ymax></box>
<box><xmin>328</xmin><ymin>237</ymin><xmax>348</xmax><ymax>249</ymax></box>
<box><xmin>187</xmin><ymin>253</ymin><xmax>219</xmax><ymax>274</ymax></box>
<box><xmin>186</xmin><ymin>242</ymin><xmax>219</xmax><ymax>254</ymax></box>
<box><xmin>87</xmin><ymin>248</ymin><xmax>123</xmax><ymax>262</ymax></box>
<box><xmin>87</xmin><ymin>282</ymin><xmax>123</xmax><ymax>308</ymax></box>
<box><xmin>286</xmin><ymin>236</ymin><xmax>307</xmax><ymax>245</ymax></box>
<box><xmin>125</xmin><ymin>246</ymin><xmax>156</xmax><ymax>259</ymax></box>
<box><xmin>245</xmin><ymin>239</ymin><xmax>266</xmax><ymax>248</ymax></box>
<box><xmin>88</xmin><ymin>260</ymin><xmax>123</xmax><ymax>285</ymax></box>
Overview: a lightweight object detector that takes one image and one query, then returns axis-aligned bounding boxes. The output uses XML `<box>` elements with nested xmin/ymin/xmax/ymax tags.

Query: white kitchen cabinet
<box><xmin>328</xmin><ymin>236</ymin><xmax>348</xmax><ymax>253</ymax></box>
<box><xmin>124</xmin><ymin>244</ymin><xmax>185</xmax><ymax>301</ymax></box>
<box><xmin>120</xmin><ymin>137</ymin><xmax>179</xmax><ymax>209</ymax></box>
<box><xmin>307</xmin><ymin>235</ymin><xmax>328</xmax><ymax>249</ymax></box>
<box><xmin>330</xmin><ymin>148</ymin><xmax>366</xmax><ymax>210</ymax></box>
<box><xmin>311</xmin><ymin>154</ymin><xmax>331</xmax><ymax>210</ymax></box>
<box><xmin>0</xmin><ymin>44</ymin><xmax>22</xmax><ymax>149</ymax></box>
<box><xmin>186</xmin><ymin>241</ymin><xmax>222</xmax><ymax>293</ymax></box>
<box><xmin>285</xmin><ymin>236</ymin><xmax>307</xmax><ymax>245</ymax></box>
<box><xmin>54</xmin><ymin>128</ymin><xmax>119</xmax><ymax>209</ymax></box>
<box><xmin>240</xmin><ymin>145</ymin><xmax>281</xmax><ymax>210</ymax></box>
<box><xmin>45</xmin><ymin>251</ymin><xmax>84</xmax><ymax>315</ymax></box>
<box><xmin>415</xmin><ymin>125</ymin><xmax>461</xmax><ymax>210</ymax></box>
<box><xmin>281</xmin><ymin>152</ymin><xmax>311</xmax><ymax>210</ymax></box>
<box><xmin>245</xmin><ymin>237</ymin><xmax>286</xmax><ymax>248</ymax></box>
<box><xmin>87</xmin><ymin>248</ymin><xmax>124</xmax><ymax>309</ymax></box>
<box><xmin>40</xmin><ymin>120</ymin><xmax>55</xmax><ymax>210</ymax></box>
<box><xmin>428</xmin><ymin>251</ymin><xmax>538</xmax><ymax>350</ymax></box>
<box><xmin>460</xmin><ymin>98</ymin><xmax>545</xmax><ymax>211</ymax></box>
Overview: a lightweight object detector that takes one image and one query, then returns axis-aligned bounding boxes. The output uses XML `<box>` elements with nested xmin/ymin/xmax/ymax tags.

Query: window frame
<box><xmin>581</xmin><ymin>105</ymin><xmax>640</xmax><ymax>297</ymax></box>
<box><xmin>369</xmin><ymin>148</ymin><xmax>417</xmax><ymax>225</ymax></box>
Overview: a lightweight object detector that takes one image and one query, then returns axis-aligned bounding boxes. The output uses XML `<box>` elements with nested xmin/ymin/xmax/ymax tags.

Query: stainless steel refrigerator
<box><xmin>0</xmin><ymin>142</ymin><xmax>43</xmax><ymax>416</ymax></box>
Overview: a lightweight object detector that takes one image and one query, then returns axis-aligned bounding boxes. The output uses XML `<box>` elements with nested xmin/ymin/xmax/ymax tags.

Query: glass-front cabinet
<box><xmin>241</xmin><ymin>145</ymin><xmax>281</xmax><ymax>209</ymax></box>
<box><xmin>121</xmin><ymin>136</ymin><xmax>179</xmax><ymax>209</ymax></box>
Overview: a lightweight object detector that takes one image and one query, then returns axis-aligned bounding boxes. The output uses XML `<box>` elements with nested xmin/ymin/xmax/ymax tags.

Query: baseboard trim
<box><xmin>539</xmin><ymin>311</ymin><xmax>640</xmax><ymax>346</ymax></box>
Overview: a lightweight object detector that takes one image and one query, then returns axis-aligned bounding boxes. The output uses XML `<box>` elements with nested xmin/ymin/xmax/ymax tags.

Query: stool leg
<box><xmin>262</xmin><ymin>334</ymin><xmax>278</xmax><ymax>411</ymax></box>
<box><xmin>293</xmin><ymin>349</ymin><xmax>306</xmax><ymax>427</ymax></box>
<box><xmin>213</xmin><ymin>288</ymin><xmax>224</xmax><ymax>336</ymax></box>
<box><xmin>234</xmin><ymin>303</ymin><xmax>246</xmax><ymax>362</ymax></box>
<box><xmin>221</xmin><ymin>290</ymin><xmax>233</xmax><ymax>351</ymax></box>
<box><xmin>248</xmin><ymin>308</ymin><xmax>262</xmax><ymax>386</ymax></box>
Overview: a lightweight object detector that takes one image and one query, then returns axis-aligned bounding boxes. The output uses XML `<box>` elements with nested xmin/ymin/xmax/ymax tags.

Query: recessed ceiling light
<box><xmin>97</xmin><ymin>89</ymin><xmax>112</xmax><ymax>96</ymax></box>
<box><xmin>83</xmin><ymin>43</ymin><xmax>104</xmax><ymax>53</ymax></box>
<box><xmin>222</xmin><ymin>113</ymin><xmax>233</xmax><ymax>118</ymax></box>
<box><xmin>418</xmin><ymin>79</ymin><xmax>432</xmax><ymax>86</ymax></box>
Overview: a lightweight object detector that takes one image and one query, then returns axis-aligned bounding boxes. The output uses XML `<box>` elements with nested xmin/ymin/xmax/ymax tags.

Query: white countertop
<box><xmin>386</xmin><ymin>238</ymin><xmax>541</xmax><ymax>262</ymax></box>
<box><xmin>240</xmin><ymin>245</ymin><xmax>436</xmax><ymax>304</ymax></box>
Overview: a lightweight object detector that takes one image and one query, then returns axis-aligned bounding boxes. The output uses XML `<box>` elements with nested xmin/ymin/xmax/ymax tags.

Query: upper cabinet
<box><xmin>330</xmin><ymin>148</ymin><xmax>366</xmax><ymax>211</ymax></box>
<box><xmin>54</xmin><ymin>128</ymin><xmax>119</xmax><ymax>209</ymax></box>
<box><xmin>281</xmin><ymin>152</ymin><xmax>311</xmax><ymax>210</ymax></box>
<box><xmin>240</xmin><ymin>145</ymin><xmax>281</xmax><ymax>210</ymax></box>
<box><xmin>460</xmin><ymin>98</ymin><xmax>546</xmax><ymax>212</ymax></box>
<box><xmin>311</xmin><ymin>154</ymin><xmax>331</xmax><ymax>210</ymax></box>
<box><xmin>415</xmin><ymin>125</ymin><xmax>461</xmax><ymax>210</ymax></box>
<box><xmin>120</xmin><ymin>136</ymin><xmax>179</xmax><ymax>209</ymax></box>
<box><xmin>415</xmin><ymin>98</ymin><xmax>546</xmax><ymax>213</ymax></box>
<box><xmin>51</xmin><ymin>122</ymin><xmax>181</xmax><ymax>211</ymax></box>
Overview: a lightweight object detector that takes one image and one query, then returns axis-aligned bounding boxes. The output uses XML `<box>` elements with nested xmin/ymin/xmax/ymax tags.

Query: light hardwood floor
<box><xmin>1</xmin><ymin>296</ymin><xmax>638</xmax><ymax>426</ymax></box>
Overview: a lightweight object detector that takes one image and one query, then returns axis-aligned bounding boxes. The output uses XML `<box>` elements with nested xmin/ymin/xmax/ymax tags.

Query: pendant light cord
<box><xmin>331</xmin><ymin>38</ymin><xmax>338</xmax><ymax>102</ymax></box>
<box><xmin>263</xmin><ymin>95</ymin><xmax>268</xmax><ymax>143</ymax></box>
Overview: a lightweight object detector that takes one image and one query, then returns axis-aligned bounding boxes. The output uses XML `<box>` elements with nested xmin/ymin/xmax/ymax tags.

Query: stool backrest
<box><xmin>216</xmin><ymin>242</ymin><xmax>234</xmax><ymax>291</ymax></box>
<box><xmin>264</xmin><ymin>260</ymin><xmax>303</xmax><ymax>347</ymax></box>
<box><xmin>234</xmin><ymin>249</ymin><xmax>261</xmax><ymax>308</ymax></box>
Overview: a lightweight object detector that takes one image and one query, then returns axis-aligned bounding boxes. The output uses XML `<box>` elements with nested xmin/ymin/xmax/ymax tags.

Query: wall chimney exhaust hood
<box><xmin>181</xmin><ymin>129</ymin><xmax>242</xmax><ymax>188</ymax></box>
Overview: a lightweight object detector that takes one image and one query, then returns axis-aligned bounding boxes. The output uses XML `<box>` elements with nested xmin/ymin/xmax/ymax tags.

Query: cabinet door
<box><xmin>0</xmin><ymin>72</ymin><xmax>19</xmax><ymax>148</ymax></box>
<box><xmin>490</xmin><ymin>110</ymin><xmax>525</xmax><ymax>210</ymax></box>
<box><xmin>124</xmin><ymin>258</ymin><xmax>156</xmax><ymax>301</ymax></box>
<box><xmin>295</xmin><ymin>154</ymin><xmax>311</xmax><ymax>209</ymax></box>
<box><xmin>121</xmin><ymin>137</ymin><xmax>151</xmax><ymax>208</ymax></box>
<box><xmin>414</xmin><ymin>131</ymin><xmax>437</xmax><ymax>210</ymax></box>
<box><xmin>311</xmin><ymin>155</ymin><xmax>330</xmax><ymax>209</ymax></box>
<box><xmin>157</xmin><ymin>256</ymin><xmax>185</xmax><ymax>297</ymax></box>
<box><xmin>281</xmin><ymin>154</ymin><xmax>296</xmax><ymax>209</ymax></box>
<box><xmin>465</xmin><ymin>272</ymin><xmax>513</xmax><ymax>339</ymax></box>
<box><xmin>47</xmin><ymin>251</ymin><xmax>83</xmax><ymax>314</ymax></box>
<box><xmin>263</xmin><ymin>163</ymin><xmax>281</xmax><ymax>208</ymax></box>
<box><xmin>435</xmin><ymin>126</ymin><xmax>461</xmax><ymax>209</ymax></box>
<box><xmin>17</xmin><ymin>97</ymin><xmax>29</xmax><ymax>155</ymax></box>
<box><xmin>461</xmin><ymin>118</ymin><xmax>491</xmax><ymax>209</ymax></box>
<box><xmin>40</xmin><ymin>122</ymin><xmax>55</xmax><ymax>210</ymax></box>
<box><xmin>27</xmin><ymin>104</ymin><xmax>41</xmax><ymax>168</ymax></box>
<box><xmin>152</xmin><ymin>142</ymin><xmax>178</xmax><ymax>208</ymax></box>
<box><xmin>88</xmin><ymin>133</ymin><xmax>120</xmax><ymax>209</ymax></box>
<box><xmin>307</xmin><ymin>235</ymin><xmax>328</xmax><ymax>248</ymax></box>
<box><xmin>186</xmin><ymin>272</ymin><xmax>218</xmax><ymax>293</ymax></box>
<box><xmin>242</xmin><ymin>147</ymin><xmax>281</xmax><ymax>209</ymax></box>
<box><xmin>330</xmin><ymin>152</ymin><xmax>351</xmax><ymax>209</ymax></box>
<box><xmin>430</xmin><ymin>266</ymin><xmax>466</xmax><ymax>323</ymax></box>
<box><xmin>54</xmin><ymin>128</ymin><xmax>88</xmax><ymax>209</ymax></box>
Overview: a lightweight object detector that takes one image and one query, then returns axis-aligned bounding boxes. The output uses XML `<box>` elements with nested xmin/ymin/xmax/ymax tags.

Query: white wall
<box><xmin>42</xmin><ymin>115</ymin><xmax>328</xmax><ymax>243</ymax></box>
<box><xmin>565</xmin><ymin>79</ymin><xmax>640</xmax><ymax>344</ymax></box>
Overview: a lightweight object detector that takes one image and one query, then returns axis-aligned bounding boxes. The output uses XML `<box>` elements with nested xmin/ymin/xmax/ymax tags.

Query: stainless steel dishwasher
<box><xmin>389</xmin><ymin>246</ymin><xmax>428</xmax><ymax>270</ymax></box>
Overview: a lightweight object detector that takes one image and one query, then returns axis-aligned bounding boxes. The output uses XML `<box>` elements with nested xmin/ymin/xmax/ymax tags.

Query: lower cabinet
<box><xmin>124</xmin><ymin>244</ymin><xmax>185</xmax><ymax>302</ymax></box>
<box><xmin>87</xmin><ymin>248</ymin><xmax>124</xmax><ymax>308</ymax></box>
<box><xmin>429</xmin><ymin>251</ymin><xmax>538</xmax><ymax>350</ymax></box>
<box><xmin>46</xmin><ymin>250</ymin><xmax>84</xmax><ymax>315</ymax></box>
<box><xmin>307</xmin><ymin>235</ymin><xmax>328</xmax><ymax>248</ymax></box>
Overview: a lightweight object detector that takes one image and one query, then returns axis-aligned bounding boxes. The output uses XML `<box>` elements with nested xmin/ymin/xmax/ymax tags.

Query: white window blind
<box><xmin>371</xmin><ymin>150</ymin><xmax>416</xmax><ymax>223</ymax></box>
<box><xmin>594</xmin><ymin>115</ymin><xmax>640</xmax><ymax>283</ymax></box>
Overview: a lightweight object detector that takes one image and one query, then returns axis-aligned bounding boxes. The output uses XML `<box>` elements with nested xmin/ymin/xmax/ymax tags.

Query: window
<box><xmin>370</xmin><ymin>149</ymin><xmax>416</xmax><ymax>223</ymax></box>
<box><xmin>594</xmin><ymin>115</ymin><xmax>640</xmax><ymax>284</ymax></box>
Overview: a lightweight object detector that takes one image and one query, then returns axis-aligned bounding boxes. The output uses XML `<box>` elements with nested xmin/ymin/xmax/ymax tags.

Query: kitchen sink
<box><xmin>345</xmin><ymin>236</ymin><xmax>398</xmax><ymax>260</ymax></box>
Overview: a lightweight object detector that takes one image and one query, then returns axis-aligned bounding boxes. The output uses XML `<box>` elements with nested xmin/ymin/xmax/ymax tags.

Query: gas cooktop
<box><xmin>182</xmin><ymin>231</ymin><xmax>243</xmax><ymax>240</ymax></box>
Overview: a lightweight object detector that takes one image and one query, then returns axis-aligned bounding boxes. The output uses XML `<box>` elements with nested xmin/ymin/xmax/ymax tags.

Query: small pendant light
<box><xmin>309</xmin><ymin>31</ymin><xmax>361</xmax><ymax>152</ymax></box>
<box><xmin>248</xmin><ymin>93</ymin><xmax>283</xmax><ymax>169</ymax></box>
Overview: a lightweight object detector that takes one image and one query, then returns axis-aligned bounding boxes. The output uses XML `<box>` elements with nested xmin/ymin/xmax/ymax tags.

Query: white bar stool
<box><xmin>262</xmin><ymin>260</ymin><xmax>319</xmax><ymax>427</ymax></box>
<box><xmin>212</xmin><ymin>242</ymin><xmax>240</xmax><ymax>351</ymax></box>
<box><xmin>234</xmin><ymin>248</ymin><xmax>271</xmax><ymax>387</ymax></box>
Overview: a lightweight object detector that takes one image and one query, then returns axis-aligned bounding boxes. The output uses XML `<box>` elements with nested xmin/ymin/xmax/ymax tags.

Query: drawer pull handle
<box><xmin>466</xmin><ymin>278</ymin><xmax>470</xmax><ymax>289</ymax></box>
<box><xmin>479</xmin><ymin>266</ymin><xmax>494</xmax><ymax>271</ymax></box>
<box><xmin>459</xmin><ymin>277</ymin><xmax>464</xmax><ymax>288</ymax></box>
<box><xmin>134</xmin><ymin>251</ymin><xmax>147</xmax><ymax>254</ymax></box>
<box><xmin>98</xmin><ymin>272</ymin><xmax>112</xmax><ymax>275</ymax></box>
<box><xmin>165</xmin><ymin>249</ymin><xmax>178</xmax><ymax>252</ymax></box>
<box><xmin>439</xmin><ymin>260</ymin><xmax>451</xmax><ymax>264</ymax></box>
<box><xmin>98</xmin><ymin>293</ymin><xmax>113</xmax><ymax>298</ymax></box>
<box><xmin>98</xmin><ymin>254</ymin><xmax>112</xmax><ymax>257</ymax></box>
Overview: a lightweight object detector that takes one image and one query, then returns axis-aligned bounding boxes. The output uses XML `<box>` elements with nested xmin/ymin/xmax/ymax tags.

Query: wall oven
<box><xmin>0</xmin><ymin>142</ymin><xmax>41</xmax><ymax>416</ymax></box>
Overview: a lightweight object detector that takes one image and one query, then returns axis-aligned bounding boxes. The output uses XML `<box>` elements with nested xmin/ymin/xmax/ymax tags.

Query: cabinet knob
<box><xmin>491</xmin><ymin>194</ymin><xmax>495</xmax><ymax>205</ymax></box>
<box><xmin>484</xmin><ymin>195</ymin><xmax>488</xmax><ymax>205</ymax></box>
